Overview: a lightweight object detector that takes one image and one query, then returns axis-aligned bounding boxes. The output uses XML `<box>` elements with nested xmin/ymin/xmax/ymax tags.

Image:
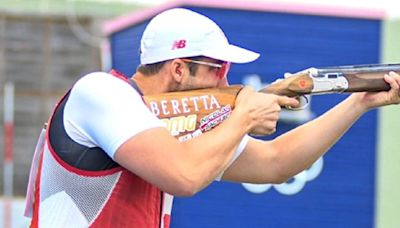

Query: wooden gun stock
<box><xmin>143</xmin><ymin>86</ymin><xmax>243</xmax><ymax>139</ymax></box>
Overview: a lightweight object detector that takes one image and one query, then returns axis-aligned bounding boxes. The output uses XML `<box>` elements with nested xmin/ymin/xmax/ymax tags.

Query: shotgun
<box><xmin>143</xmin><ymin>63</ymin><xmax>400</xmax><ymax>138</ymax></box>
<box><xmin>260</xmin><ymin>63</ymin><xmax>400</xmax><ymax>96</ymax></box>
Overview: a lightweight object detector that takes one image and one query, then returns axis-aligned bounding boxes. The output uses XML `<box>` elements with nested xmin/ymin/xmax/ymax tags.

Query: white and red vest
<box><xmin>25</xmin><ymin>71</ymin><xmax>172</xmax><ymax>228</ymax></box>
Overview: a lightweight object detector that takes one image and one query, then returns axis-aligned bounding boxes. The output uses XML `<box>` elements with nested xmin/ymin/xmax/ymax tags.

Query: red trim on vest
<box><xmin>90</xmin><ymin>171</ymin><xmax>161</xmax><ymax>227</ymax></box>
<box><xmin>109</xmin><ymin>69</ymin><xmax>128</xmax><ymax>81</ymax></box>
<box><xmin>163</xmin><ymin>215</ymin><xmax>171</xmax><ymax>228</ymax></box>
<box><xmin>30</xmin><ymin>145</ymin><xmax>44</xmax><ymax>228</ymax></box>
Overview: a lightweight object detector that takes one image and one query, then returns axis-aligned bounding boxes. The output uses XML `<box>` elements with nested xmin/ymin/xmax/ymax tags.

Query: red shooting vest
<box><xmin>25</xmin><ymin>71</ymin><xmax>171</xmax><ymax>227</ymax></box>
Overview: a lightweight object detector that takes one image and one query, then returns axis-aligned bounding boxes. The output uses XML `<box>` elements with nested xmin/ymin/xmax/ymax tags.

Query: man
<box><xmin>25</xmin><ymin>8</ymin><xmax>400</xmax><ymax>228</ymax></box>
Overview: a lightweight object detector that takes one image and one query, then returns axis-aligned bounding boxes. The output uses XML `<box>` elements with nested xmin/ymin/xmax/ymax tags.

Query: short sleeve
<box><xmin>63</xmin><ymin>72</ymin><xmax>165</xmax><ymax>158</ymax></box>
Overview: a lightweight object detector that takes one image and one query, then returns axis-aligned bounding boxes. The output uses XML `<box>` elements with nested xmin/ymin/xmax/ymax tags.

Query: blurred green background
<box><xmin>0</xmin><ymin>0</ymin><xmax>143</xmax><ymax>17</ymax></box>
<box><xmin>377</xmin><ymin>18</ymin><xmax>400</xmax><ymax>228</ymax></box>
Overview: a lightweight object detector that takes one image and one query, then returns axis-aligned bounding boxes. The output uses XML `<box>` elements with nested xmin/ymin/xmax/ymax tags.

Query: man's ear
<box><xmin>170</xmin><ymin>59</ymin><xmax>185</xmax><ymax>83</ymax></box>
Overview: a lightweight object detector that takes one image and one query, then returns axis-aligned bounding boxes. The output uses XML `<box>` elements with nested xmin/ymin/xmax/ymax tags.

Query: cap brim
<box><xmin>202</xmin><ymin>44</ymin><xmax>260</xmax><ymax>63</ymax></box>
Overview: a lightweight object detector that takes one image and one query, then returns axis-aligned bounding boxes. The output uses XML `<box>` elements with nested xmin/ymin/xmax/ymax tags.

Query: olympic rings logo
<box><xmin>242</xmin><ymin>157</ymin><xmax>324</xmax><ymax>195</ymax></box>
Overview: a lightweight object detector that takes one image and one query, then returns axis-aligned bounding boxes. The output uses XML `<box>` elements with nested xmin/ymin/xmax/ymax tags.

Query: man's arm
<box><xmin>115</xmin><ymin>110</ymin><xmax>248</xmax><ymax>196</ymax></box>
<box><xmin>114</xmin><ymin>87</ymin><xmax>298</xmax><ymax>196</ymax></box>
<box><xmin>222</xmin><ymin>72</ymin><xmax>400</xmax><ymax>183</ymax></box>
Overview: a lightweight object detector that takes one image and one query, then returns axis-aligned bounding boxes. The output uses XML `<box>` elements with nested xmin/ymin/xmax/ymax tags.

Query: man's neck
<box><xmin>131</xmin><ymin>72</ymin><xmax>172</xmax><ymax>95</ymax></box>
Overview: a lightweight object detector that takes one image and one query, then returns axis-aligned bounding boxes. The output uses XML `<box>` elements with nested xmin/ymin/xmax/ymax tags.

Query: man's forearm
<box><xmin>271</xmin><ymin>94</ymin><xmax>365</xmax><ymax>178</ymax></box>
<box><xmin>175</xmin><ymin>108</ymin><xmax>250</xmax><ymax>194</ymax></box>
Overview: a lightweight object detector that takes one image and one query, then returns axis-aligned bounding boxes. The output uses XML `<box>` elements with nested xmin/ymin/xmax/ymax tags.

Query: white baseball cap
<box><xmin>140</xmin><ymin>8</ymin><xmax>260</xmax><ymax>64</ymax></box>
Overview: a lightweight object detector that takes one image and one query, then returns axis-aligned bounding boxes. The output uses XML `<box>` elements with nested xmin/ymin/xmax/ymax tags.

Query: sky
<box><xmin>88</xmin><ymin>0</ymin><xmax>400</xmax><ymax>18</ymax></box>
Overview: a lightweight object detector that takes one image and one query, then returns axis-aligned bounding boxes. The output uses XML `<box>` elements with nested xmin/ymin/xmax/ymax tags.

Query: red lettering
<box><xmin>172</xmin><ymin>40</ymin><xmax>186</xmax><ymax>50</ymax></box>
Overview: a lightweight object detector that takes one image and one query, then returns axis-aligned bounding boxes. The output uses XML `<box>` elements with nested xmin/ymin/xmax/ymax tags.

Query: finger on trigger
<box><xmin>277</xmin><ymin>96</ymin><xmax>299</xmax><ymax>108</ymax></box>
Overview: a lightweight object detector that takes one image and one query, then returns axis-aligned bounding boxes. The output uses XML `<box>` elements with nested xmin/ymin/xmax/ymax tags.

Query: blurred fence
<box><xmin>0</xmin><ymin>11</ymin><xmax>102</xmax><ymax>197</ymax></box>
<box><xmin>0</xmin><ymin>198</ymin><xmax>30</xmax><ymax>228</ymax></box>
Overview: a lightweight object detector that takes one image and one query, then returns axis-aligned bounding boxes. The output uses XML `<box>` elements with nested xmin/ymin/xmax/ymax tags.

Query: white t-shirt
<box><xmin>63</xmin><ymin>72</ymin><xmax>248</xmax><ymax>176</ymax></box>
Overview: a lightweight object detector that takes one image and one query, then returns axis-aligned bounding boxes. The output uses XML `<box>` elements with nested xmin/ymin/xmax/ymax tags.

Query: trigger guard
<box><xmin>285</xmin><ymin>95</ymin><xmax>309</xmax><ymax>110</ymax></box>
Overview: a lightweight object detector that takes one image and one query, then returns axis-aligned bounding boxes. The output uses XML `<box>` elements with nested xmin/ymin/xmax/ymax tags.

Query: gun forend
<box><xmin>260</xmin><ymin>63</ymin><xmax>400</xmax><ymax>97</ymax></box>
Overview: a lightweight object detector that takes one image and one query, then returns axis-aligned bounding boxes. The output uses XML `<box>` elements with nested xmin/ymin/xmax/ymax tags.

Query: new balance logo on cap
<box><xmin>172</xmin><ymin>40</ymin><xmax>186</xmax><ymax>50</ymax></box>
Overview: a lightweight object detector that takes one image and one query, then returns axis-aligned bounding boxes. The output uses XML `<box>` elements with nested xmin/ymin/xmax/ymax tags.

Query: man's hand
<box><xmin>234</xmin><ymin>86</ymin><xmax>299</xmax><ymax>135</ymax></box>
<box><xmin>352</xmin><ymin>71</ymin><xmax>400</xmax><ymax>111</ymax></box>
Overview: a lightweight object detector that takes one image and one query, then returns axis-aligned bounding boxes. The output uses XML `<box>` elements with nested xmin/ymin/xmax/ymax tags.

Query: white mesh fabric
<box><xmin>39</xmin><ymin>143</ymin><xmax>121</xmax><ymax>225</ymax></box>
